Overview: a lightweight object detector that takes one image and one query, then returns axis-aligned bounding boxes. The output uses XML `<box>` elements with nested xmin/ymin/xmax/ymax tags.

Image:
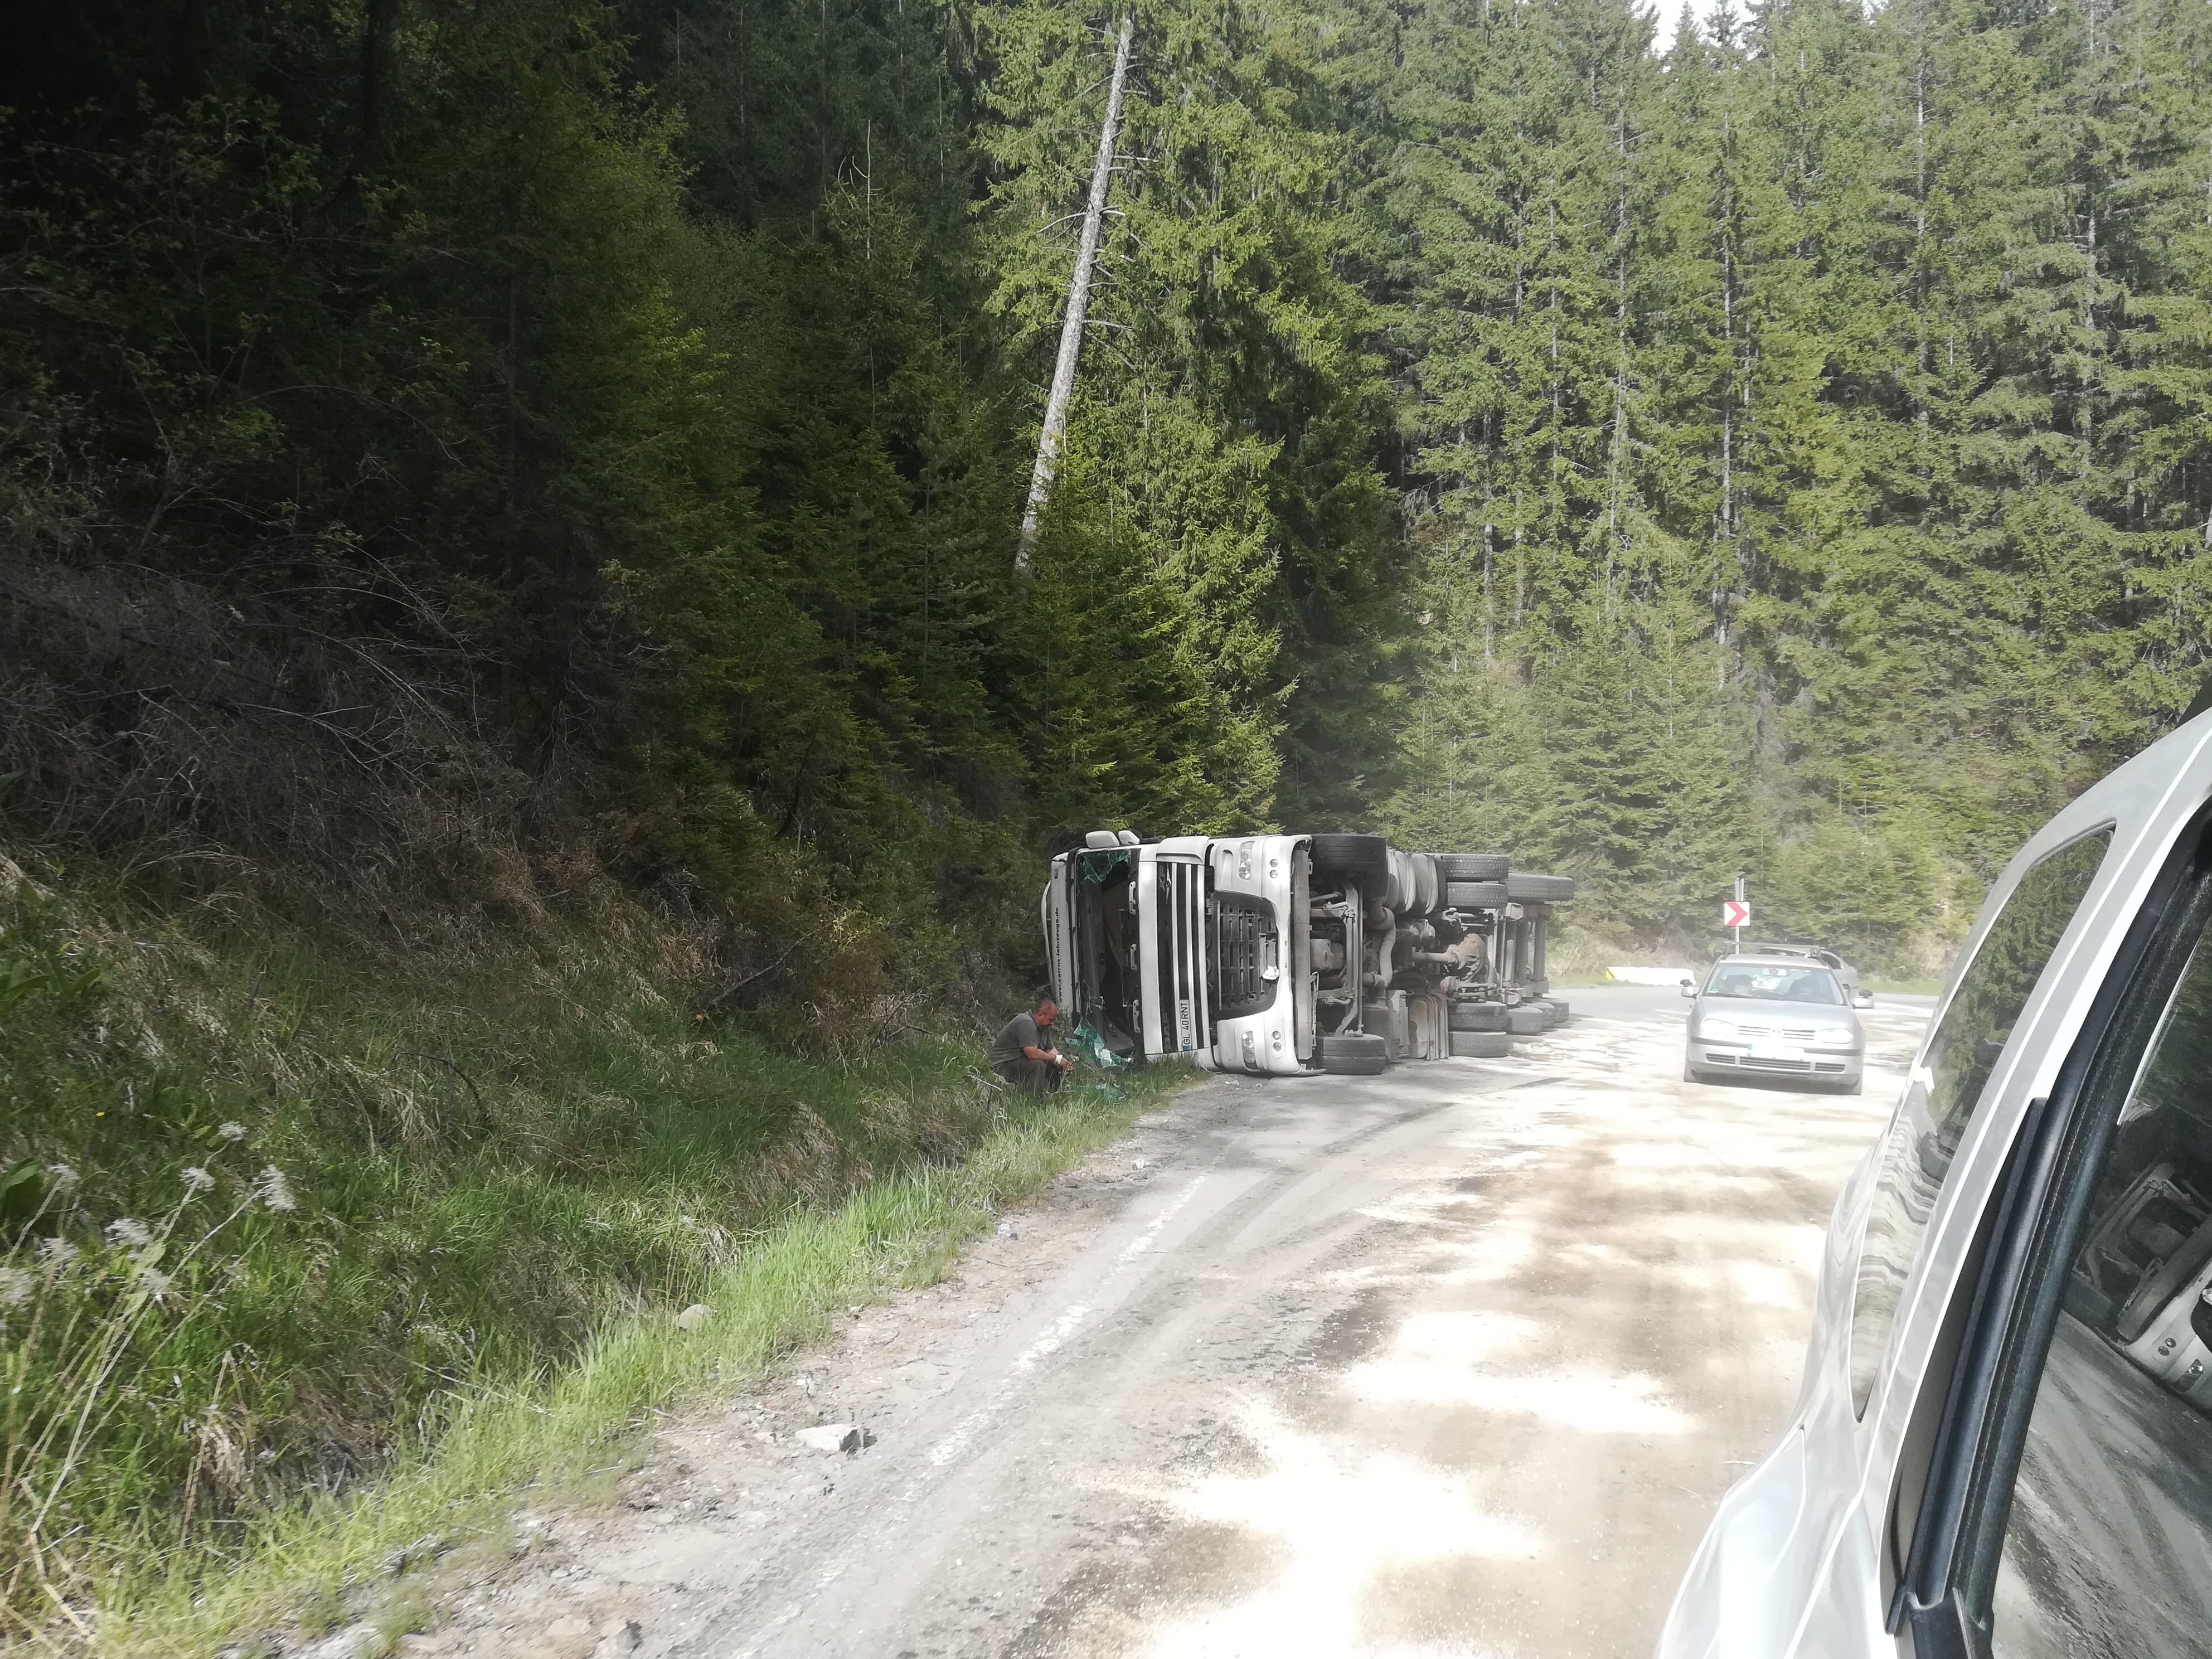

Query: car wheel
<box><xmin>1449</xmin><ymin>1030</ymin><xmax>1512</xmax><ymax>1059</ymax></box>
<box><xmin>1838</xmin><ymin>1075</ymin><xmax>1865</xmax><ymax>1095</ymax></box>
<box><xmin>1682</xmin><ymin>1062</ymin><xmax>1700</xmax><ymax>1084</ymax></box>
<box><xmin>1319</xmin><ymin>1032</ymin><xmax>1389</xmax><ymax>1075</ymax></box>
<box><xmin>1309</xmin><ymin>834</ymin><xmax>1391</xmax><ymax>887</ymax></box>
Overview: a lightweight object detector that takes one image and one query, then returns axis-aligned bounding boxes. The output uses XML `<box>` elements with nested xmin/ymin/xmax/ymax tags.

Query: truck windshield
<box><xmin>1704</xmin><ymin>965</ymin><xmax>1845</xmax><ymax>1004</ymax></box>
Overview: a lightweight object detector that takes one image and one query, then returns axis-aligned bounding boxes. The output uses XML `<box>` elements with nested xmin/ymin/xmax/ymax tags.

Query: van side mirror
<box><xmin>1679</xmin><ymin>980</ymin><xmax>1697</xmax><ymax>998</ymax></box>
<box><xmin>1854</xmin><ymin>989</ymin><xmax>1874</xmax><ymax>1008</ymax></box>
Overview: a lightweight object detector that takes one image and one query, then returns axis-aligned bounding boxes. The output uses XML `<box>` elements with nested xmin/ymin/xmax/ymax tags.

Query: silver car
<box><xmin>1680</xmin><ymin>953</ymin><xmax>1872</xmax><ymax>1094</ymax></box>
<box><xmin>1659</xmin><ymin>707</ymin><xmax>2212</xmax><ymax>1658</ymax></box>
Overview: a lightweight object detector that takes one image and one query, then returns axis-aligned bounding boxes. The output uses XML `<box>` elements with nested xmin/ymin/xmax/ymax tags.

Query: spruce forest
<box><xmin>12</xmin><ymin>0</ymin><xmax>2212</xmax><ymax>982</ymax></box>
<box><xmin>7</xmin><ymin>0</ymin><xmax>2212</xmax><ymax>1636</ymax></box>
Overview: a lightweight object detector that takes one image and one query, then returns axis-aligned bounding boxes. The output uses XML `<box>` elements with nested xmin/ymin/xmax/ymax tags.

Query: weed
<box><xmin>100</xmin><ymin>1072</ymin><xmax>1178</xmax><ymax>1655</ymax></box>
<box><xmin>0</xmin><ymin>868</ymin><xmax>1186</xmax><ymax>1648</ymax></box>
<box><xmin>292</xmin><ymin>1583</ymin><xmax>344</xmax><ymax>1638</ymax></box>
<box><xmin>371</xmin><ymin>1585</ymin><xmax>431</xmax><ymax>1647</ymax></box>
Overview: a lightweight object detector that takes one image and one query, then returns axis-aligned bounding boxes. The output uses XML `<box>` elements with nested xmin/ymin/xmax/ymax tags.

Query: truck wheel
<box><xmin>1449</xmin><ymin>1030</ymin><xmax>1512</xmax><ymax>1059</ymax></box>
<box><xmin>1506</xmin><ymin>1006</ymin><xmax>1549</xmax><ymax>1035</ymax></box>
<box><xmin>1445</xmin><ymin>880</ymin><xmax>1508</xmax><ymax>909</ymax></box>
<box><xmin>1411</xmin><ymin>853</ymin><xmax>1439</xmax><ymax>914</ymax></box>
<box><xmin>1547</xmin><ymin>1000</ymin><xmax>1570</xmax><ymax>1027</ymax></box>
<box><xmin>1320</xmin><ymin>1033</ymin><xmax>1389</xmax><ymax>1075</ymax></box>
<box><xmin>1433</xmin><ymin>853</ymin><xmax>1508</xmax><ymax>881</ymax></box>
<box><xmin>1309</xmin><ymin>834</ymin><xmax>1391</xmax><ymax>887</ymax></box>
<box><xmin>1383</xmin><ymin>848</ymin><xmax>1415</xmax><ymax>911</ymax></box>
<box><xmin>1505</xmin><ymin>872</ymin><xmax>1576</xmax><ymax>903</ymax></box>
<box><xmin>1448</xmin><ymin>1001</ymin><xmax>1507</xmax><ymax>1031</ymax></box>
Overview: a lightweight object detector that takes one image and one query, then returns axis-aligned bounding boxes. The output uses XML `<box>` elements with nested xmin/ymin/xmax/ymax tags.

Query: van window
<box><xmin>1990</xmin><ymin>910</ymin><xmax>2212</xmax><ymax>1655</ymax></box>
<box><xmin>1850</xmin><ymin>831</ymin><xmax>2112</xmax><ymax>1415</ymax></box>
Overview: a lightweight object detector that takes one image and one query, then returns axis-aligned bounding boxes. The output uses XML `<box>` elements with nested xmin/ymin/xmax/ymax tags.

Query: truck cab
<box><xmin>1042</xmin><ymin>831</ymin><xmax>1306</xmax><ymax>1073</ymax></box>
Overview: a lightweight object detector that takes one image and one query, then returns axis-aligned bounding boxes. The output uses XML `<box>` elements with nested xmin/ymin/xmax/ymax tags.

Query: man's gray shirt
<box><xmin>990</xmin><ymin>1012</ymin><xmax>1044</xmax><ymax>1073</ymax></box>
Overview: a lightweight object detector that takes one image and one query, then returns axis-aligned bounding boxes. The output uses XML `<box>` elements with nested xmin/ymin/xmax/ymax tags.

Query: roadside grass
<box><xmin>0</xmin><ymin>856</ymin><xmax>1187</xmax><ymax>1650</ymax></box>
<box><xmin>102</xmin><ymin>1070</ymin><xmax>1176</xmax><ymax>1656</ymax></box>
<box><xmin>1863</xmin><ymin>975</ymin><xmax>1944</xmax><ymax>996</ymax></box>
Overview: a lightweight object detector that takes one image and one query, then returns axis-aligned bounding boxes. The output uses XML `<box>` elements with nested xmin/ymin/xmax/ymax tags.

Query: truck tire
<box><xmin>1444</xmin><ymin>880</ymin><xmax>1508</xmax><ymax>909</ymax></box>
<box><xmin>1449</xmin><ymin>1030</ymin><xmax>1512</xmax><ymax>1059</ymax></box>
<box><xmin>1506</xmin><ymin>1005</ymin><xmax>1549</xmax><ymax>1036</ymax></box>
<box><xmin>1448</xmin><ymin>1001</ymin><xmax>1507</xmax><ymax>1031</ymax></box>
<box><xmin>1504</xmin><ymin>872</ymin><xmax>1576</xmax><ymax>903</ymax></box>
<box><xmin>1411</xmin><ymin>853</ymin><xmax>1439</xmax><ymax>914</ymax></box>
<box><xmin>1547</xmin><ymin>999</ymin><xmax>1570</xmax><ymax>1027</ymax></box>
<box><xmin>1433</xmin><ymin>853</ymin><xmax>1509</xmax><ymax>881</ymax></box>
<box><xmin>1320</xmin><ymin>1033</ymin><xmax>1389</xmax><ymax>1075</ymax></box>
<box><xmin>1385</xmin><ymin>848</ymin><xmax>1417</xmax><ymax>912</ymax></box>
<box><xmin>1310</xmin><ymin>834</ymin><xmax>1391</xmax><ymax>888</ymax></box>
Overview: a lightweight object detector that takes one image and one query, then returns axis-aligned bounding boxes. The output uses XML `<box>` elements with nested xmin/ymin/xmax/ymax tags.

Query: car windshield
<box><xmin>1704</xmin><ymin>964</ymin><xmax>1845</xmax><ymax>1004</ymax></box>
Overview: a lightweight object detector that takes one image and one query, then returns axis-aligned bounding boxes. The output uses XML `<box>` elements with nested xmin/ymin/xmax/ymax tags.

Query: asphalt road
<box><xmin>431</xmin><ymin>986</ymin><xmax>1934</xmax><ymax>1659</ymax></box>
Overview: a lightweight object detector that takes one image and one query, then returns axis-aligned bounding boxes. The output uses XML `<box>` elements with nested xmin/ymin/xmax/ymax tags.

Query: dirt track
<box><xmin>385</xmin><ymin>987</ymin><xmax>1928</xmax><ymax>1659</ymax></box>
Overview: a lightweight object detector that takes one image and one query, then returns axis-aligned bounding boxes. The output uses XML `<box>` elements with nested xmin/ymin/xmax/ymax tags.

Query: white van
<box><xmin>1659</xmin><ymin>712</ymin><xmax>2212</xmax><ymax>1657</ymax></box>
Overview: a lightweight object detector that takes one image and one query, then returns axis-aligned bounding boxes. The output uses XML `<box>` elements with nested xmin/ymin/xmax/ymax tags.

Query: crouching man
<box><xmin>991</xmin><ymin>993</ymin><xmax>1074</xmax><ymax>1093</ymax></box>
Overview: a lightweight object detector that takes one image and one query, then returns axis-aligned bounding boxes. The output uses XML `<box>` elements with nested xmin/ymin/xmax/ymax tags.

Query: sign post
<box><xmin>1725</xmin><ymin>874</ymin><xmax>1749</xmax><ymax>950</ymax></box>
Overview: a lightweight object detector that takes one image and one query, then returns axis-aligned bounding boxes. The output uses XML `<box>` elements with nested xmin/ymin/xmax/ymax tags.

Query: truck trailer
<box><xmin>1039</xmin><ymin>830</ymin><xmax>1574</xmax><ymax>1076</ymax></box>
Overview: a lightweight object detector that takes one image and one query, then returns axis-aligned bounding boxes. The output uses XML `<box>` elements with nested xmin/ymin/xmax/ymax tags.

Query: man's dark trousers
<box><xmin>993</xmin><ymin>1055</ymin><xmax>1065</xmax><ymax>1093</ymax></box>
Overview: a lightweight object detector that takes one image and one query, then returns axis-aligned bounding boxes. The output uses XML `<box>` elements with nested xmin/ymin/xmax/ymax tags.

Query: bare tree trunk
<box><xmin>1016</xmin><ymin>15</ymin><xmax>1134</xmax><ymax>574</ymax></box>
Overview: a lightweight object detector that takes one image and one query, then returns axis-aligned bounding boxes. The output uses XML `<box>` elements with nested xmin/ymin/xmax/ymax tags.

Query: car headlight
<box><xmin>1816</xmin><ymin>1025</ymin><xmax>1855</xmax><ymax>1045</ymax></box>
<box><xmin>1699</xmin><ymin>1018</ymin><xmax>1738</xmax><ymax>1040</ymax></box>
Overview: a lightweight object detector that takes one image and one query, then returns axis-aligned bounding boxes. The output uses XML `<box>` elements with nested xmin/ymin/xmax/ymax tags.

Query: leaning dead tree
<box><xmin>1015</xmin><ymin>14</ymin><xmax>1135</xmax><ymax>575</ymax></box>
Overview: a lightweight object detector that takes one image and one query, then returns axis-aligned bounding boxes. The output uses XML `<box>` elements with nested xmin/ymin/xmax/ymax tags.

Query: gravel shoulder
<box><xmin>366</xmin><ymin>989</ymin><xmax>1927</xmax><ymax>1659</ymax></box>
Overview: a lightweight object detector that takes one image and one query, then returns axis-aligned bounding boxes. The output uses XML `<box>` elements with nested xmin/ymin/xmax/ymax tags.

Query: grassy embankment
<box><xmin>0</xmin><ymin>857</ymin><xmax>1180</xmax><ymax>1652</ymax></box>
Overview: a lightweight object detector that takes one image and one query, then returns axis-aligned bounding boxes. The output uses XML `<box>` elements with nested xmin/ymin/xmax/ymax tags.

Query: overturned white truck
<box><xmin>1039</xmin><ymin>830</ymin><xmax>1575</xmax><ymax>1076</ymax></box>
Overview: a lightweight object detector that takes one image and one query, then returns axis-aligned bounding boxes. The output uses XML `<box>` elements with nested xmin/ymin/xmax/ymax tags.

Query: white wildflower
<box><xmin>37</xmin><ymin>1237</ymin><xmax>77</xmax><ymax>1275</ymax></box>
<box><xmin>216</xmin><ymin>1122</ymin><xmax>247</xmax><ymax>1142</ymax></box>
<box><xmin>46</xmin><ymin>1163</ymin><xmax>79</xmax><ymax>1189</ymax></box>
<box><xmin>104</xmin><ymin>1217</ymin><xmax>153</xmax><ymax>1250</ymax></box>
<box><xmin>135</xmin><ymin>1266</ymin><xmax>173</xmax><ymax>1300</ymax></box>
<box><xmin>0</xmin><ymin>1266</ymin><xmax>32</xmax><ymax>1309</ymax></box>
<box><xmin>181</xmin><ymin>1166</ymin><xmax>214</xmax><ymax>1195</ymax></box>
<box><xmin>255</xmin><ymin>1167</ymin><xmax>296</xmax><ymax>1213</ymax></box>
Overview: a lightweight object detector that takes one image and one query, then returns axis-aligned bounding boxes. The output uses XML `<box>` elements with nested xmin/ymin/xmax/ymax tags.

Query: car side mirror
<box><xmin>1854</xmin><ymin>989</ymin><xmax>1874</xmax><ymax>1008</ymax></box>
<box><xmin>1679</xmin><ymin>981</ymin><xmax>1697</xmax><ymax>998</ymax></box>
